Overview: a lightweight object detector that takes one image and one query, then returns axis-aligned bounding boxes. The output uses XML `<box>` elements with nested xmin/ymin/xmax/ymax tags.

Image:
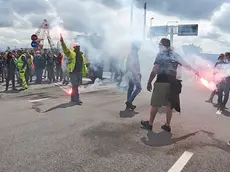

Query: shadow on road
<box><xmin>119</xmin><ymin>110</ymin><xmax>139</xmax><ymax>118</ymax></box>
<box><xmin>44</xmin><ymin>102</ymin><xmax>80</xmax><ymax>113</ymax></box>
<box><xmin>0</xmin><ymin>89</ymin><xmax>22</xmax><ymax>94</ymax></box>
<box><xmin>141</xmin><ymin>130</ymin><xmax>199</xmax><ymax>147</ymax></box>
<box><xmin>221</xmin><ymin>110</ymin><xmax>230</xmax><ymax>117</ymax></box>
<box><xmin>32</xmin><ymin>102</ymin><xmax>43</xmax><ymax>113</ymax></box>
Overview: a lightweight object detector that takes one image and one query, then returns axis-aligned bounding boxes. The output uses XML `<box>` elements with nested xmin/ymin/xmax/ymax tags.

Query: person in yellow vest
<box><xmin>60</xmin><ymin>34</ymin><xmax>88</xmax><ymax>104</ymax></box>
<box><xmin>16</xmin><ymin>50</ymin><xmax>28</xmax><ymax>90</ymax></box>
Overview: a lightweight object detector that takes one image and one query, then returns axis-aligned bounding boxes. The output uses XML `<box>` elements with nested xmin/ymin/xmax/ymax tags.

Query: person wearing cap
<box><xmin>216</xmin><ymin>52</ymin><xmax>230</xmax><ymax>111</ymax></box>
<box><xmin>34</xmin><ymin>51</ymin><xmax>46</xmax><ymax>84</ymax></box>
<box><xmin>125</xmin><ymin>42</ymin><xmax>142</xmax><ymax>110</ymax></box>
<box><xmin>5</xmin><ymin>51</ymin><xmax>16</xmax><ymax>91</ymax></box>
<box><xmin>60</xmin><ymin>35</ymin><xmax>88</xmax><ymax>104</ymax></box>
<box><xmin>25</xmin><ymin>52</ymin><xmax>33</xmax><ymax>83</ymax></box>
<box><xmin>62</xmin><ymin>54</ymin><xmax>69</xmax><ymax>85</ymax></box>
<box><xmin>141</xmin><ymin>38</ymin><xmax>197</xmax><ymax>132</ymax></box>
<box><xmin>206</xmin><ymin>53</ymin><xmax>226</xmax><ymax>103</ymax></box>
<box><xmin>16</xmin><ymin>50</ymin><xmax>28</xmax><ymax>90</ymax></box>
<box><xmin>55</xmin><ymin>52</ymin><xmax>63</xmax><ymax>82</ymax></box>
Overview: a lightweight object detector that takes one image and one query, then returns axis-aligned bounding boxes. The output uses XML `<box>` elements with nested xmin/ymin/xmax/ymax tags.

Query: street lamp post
<box><xmin>150</xmin><ymin>17</ymin><xmax>154</xmax><ymax>27</ymax></box>
<box><xmin>143</xmin><ymin>2</ymin><xmax>147</xmax><ymax>40</ymax></box>
<box><xmin>130</xmin><ymin>0</ymin><xmax>134</xmax><ymax>32</ymax></box>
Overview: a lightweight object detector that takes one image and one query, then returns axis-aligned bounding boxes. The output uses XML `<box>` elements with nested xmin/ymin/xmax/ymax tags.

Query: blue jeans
<box><xmin>35</xmin><ymin>68</ymin><xmax>43</xmax><ymax>84</ymax></box>
<box><xmin>127</xmin><ymin>75</ymin><xmax>142</xmax><ymax>103</ymax></box>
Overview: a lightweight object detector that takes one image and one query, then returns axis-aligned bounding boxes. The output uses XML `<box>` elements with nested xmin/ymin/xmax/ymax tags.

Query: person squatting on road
<box><xmin>125</xmin><ymin>42</ymin><xmax>142</xmax><ymax>110</ymax></box>
<box><xmin>206</xmin><ymin>53</ymin><xmax>225</xmax><ymax>103</ymax></box>
<box><xmin>141</xmin><ymin>38</ymin><xmax>198</xmax><ymax>133</ymax></box>
<box><xmin>16</xmin><ymin>50</ymin><xmax>28</xmax><ymax>90</ymax></box>
<box><xmin>216</xmin><ymin>52</ymin><xmax>230</xmax><ymax>111</ymax></box>
<box><xmin>60</xmin><ymin>34</ymin><xmax>88</xmax><ymax>105</ymax></box>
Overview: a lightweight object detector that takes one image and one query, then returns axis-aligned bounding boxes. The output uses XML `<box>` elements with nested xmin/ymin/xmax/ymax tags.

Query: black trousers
<box><xmin>47</xmin><ymin>66</ymin><xmax>55</xmax><ymax>82</ymax></box>
<box><xmin>217</xmin><ymin>81</ymin><xmax>230</xmax><ymax>108</ymax></box>
<box><xmin>69</xmin><ymin>73</ymin><xmax>82</xmax><ymax>102</ymax></box>
<box><xmin>56</xmin><ymin>66</ymin><xmax>63</xmax><ymax>81</ymax></box>
<box><xmin>35</xmin><ymin>69</ymin><xmax>43</xmax><ymax>84</ymax></box>
<box><xmin>6</xmin><ymin>70</ymin><xmax>15</xmax><ymax>90</ymax></box>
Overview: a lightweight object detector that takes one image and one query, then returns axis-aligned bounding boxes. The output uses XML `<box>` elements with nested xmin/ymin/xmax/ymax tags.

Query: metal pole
<box><xmin>130</xmin><ymin>0</ymin><xmax>133</xmax><ymax>32</ymax></box>
<box><xmin>167</xmin><ymin>21</ymin><xmax>178</xmax><ymax>47</ymax></box>
<box><xmin>143</xmin><ymin>2</ymin><xmax>147</xmax><ymax>40</ymax></box>
<box><xmin>170</xmin><ymin>26</ymin><xmax>174</xmax><ymax>47</ymax></box>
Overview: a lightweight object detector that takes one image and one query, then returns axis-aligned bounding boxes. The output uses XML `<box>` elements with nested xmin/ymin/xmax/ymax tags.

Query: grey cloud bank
<box><xmin>0</xmin><ymin>0</ymin><xmax>228</xmax><ymax>32</ymax></box>
<box><xmin>0</xmin><ymin>0</ymin><xmax>229</xmax><ymax>54</ymax></box>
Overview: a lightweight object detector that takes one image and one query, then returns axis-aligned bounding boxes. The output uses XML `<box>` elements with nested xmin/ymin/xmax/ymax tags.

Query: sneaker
<box><xmin>205</xmin><ymin>99</ymin><xmax>212</xmax><ymax>103</ymax></box>
<box><xmin>125</xmin><ymin>101</ymin><xmax>136</xmax><ymax>110</ymax></box>
<box><xmin>228</xmin><ymin>141</ymin><xmax>230</xmax><ymax>146</ymax></box>
<box><xmin>161</xmin><ymin>124</ymin><xmax>171</xmax><ymax>132</ymax></box>
<box><xmin>70</xmin><ymin>100</ymin><xmax>82</xmax><ymax>105</ymax></box>
<box><xmin>141</xmin><ymin>120</ymin><xmax>152</xmax><ymax>130</ymax></box>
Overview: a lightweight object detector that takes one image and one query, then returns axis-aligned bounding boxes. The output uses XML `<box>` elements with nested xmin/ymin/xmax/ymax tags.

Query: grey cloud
<box><xmin>0</xmin><ymin>1</ymin><xmax>14</xmax><ymax>27</ymax></box>
<box><xmin>95</xmin><ymin>0</ymin><xmax>227</xmax><ymax>20</ymax></box>
<box><xmin>212</xmin><ymin>3</ymin><xmax>230</xmax><ymax>33</ymax></box>
<box><xmin>200</xmin><ymin>32</ymin><xmax>221</xmax><ymax>40</ymax></box>
<box><xmin>49</xmin><ymin>0</ymin><xmax>112</xmax><ymax>33</ymax></box>
<box><xmin>0</xmin><ymin>0</ymin><xmax>228</xmax><ymax>30</ymax></box>
<box><xmin>92</xmin><ymin>0</ymin><xmax>121</xmax><ymax>9</ymax></box>
<box><xmin>11</xmin><ymin>0</ymin><xmax>49</xmax><ymax>15</ymax></box>
<box><xmin>0</xmin><ymin>0</ymin><xmax>49</xmax><ymax>28</ymax></box>
<box><xmin>137</xmin><ymin>0</ymin><xmax>227</xmax><ymax>20</ymax></box>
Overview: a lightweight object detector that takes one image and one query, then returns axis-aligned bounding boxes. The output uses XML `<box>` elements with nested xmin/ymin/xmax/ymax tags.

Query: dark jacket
<box><xmin>46</xmin><ymin>55</ymin><xmax>55</xmax><ymax>67</ymax></box>
<box><xmin>73</xmin><ymin>51</ymin><xmax>83</xmax><ymax>73</ymax></box>
<box><xmin>168</xmin><ymin>77</ymin><xmax>182</xmax><ymax>113</ymax></box>
<box><xmin>34</xmin><ymin>56</ymin><xmax>46</xmax><ymax>70</ymax></box>
<box><xmin>55</xmin><ymin>54</ymin><xmax>62</xmax><ymax>67</ymax></box>
<box><xmin>5</xmin><ymin>57</ymin><xmax>16</xmax><ymax>72</ymax></box>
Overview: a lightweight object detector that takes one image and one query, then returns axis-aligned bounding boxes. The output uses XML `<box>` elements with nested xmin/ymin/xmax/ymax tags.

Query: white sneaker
<box><xmin>228</xmin><ymin>141</ymin><xmax>230</xmax><ymax>146</ymax></box>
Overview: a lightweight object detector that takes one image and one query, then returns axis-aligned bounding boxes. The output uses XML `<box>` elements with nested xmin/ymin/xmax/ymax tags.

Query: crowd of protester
<box><xmin>0</xmin><ymin>48</ymin><xmax>125</xmax><ymax>91</ymax></box>
<box><xmin>0</xmin><ymin>48</ymin><xmax>71</xmax><ymax>91</ymax></box>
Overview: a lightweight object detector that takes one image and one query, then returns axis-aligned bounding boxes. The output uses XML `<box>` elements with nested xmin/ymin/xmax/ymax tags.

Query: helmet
<box><xmin>73</xmin><ymin>43</ymin><xmax>80</xmax><ymax>49</ymax></box>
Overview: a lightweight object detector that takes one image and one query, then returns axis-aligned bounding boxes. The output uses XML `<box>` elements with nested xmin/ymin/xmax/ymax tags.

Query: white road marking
<box><xmin>168</xmin><ymin>151</ymin><xmax>194</xmax><ymax>172</ymax></box>
<box><xmin>55</xmin><ymin>82</ymin><xmax>116</xmax><ymax>94</ymax></box>
<box><xmin>28</xmin><ymin>98</ymin><xmax>50</xmax><ymax>103</ymax></box>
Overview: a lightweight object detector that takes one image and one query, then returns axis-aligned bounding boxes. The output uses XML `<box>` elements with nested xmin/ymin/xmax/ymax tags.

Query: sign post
<box><xmin>178</xmin><ymin>24</ymin><xmax>198</xmax><ymax>36</ymax></box>
<box><xmin>31</xmin><ymin>41</ymin><xmax>38</xmax><ymax>48</ymax></box>
<box><xmin>148</xmin><ymin>23</ymin><xmax>198</xmax><ymax>46</ymax></box>
<box><xmin>149</xmin><ymin>26</ymin><xmax>169</xmax><ymax>37</ymax></box>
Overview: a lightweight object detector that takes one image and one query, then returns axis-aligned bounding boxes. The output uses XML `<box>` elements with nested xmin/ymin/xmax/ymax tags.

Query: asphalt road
<box><xmin>0</xmin><ymin>79</ymin><xmax>230</xmax><ymax>172</ymax></box>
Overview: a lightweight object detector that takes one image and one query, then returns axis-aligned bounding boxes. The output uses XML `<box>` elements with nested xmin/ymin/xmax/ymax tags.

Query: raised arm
<box><xmin>60</xmin><ymin>34</ymin><xmax>70</xmax><ymax>57</ymax></box>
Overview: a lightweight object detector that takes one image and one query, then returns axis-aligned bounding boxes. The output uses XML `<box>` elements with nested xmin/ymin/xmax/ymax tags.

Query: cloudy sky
<box><xmin>0</xmin><ymin>0</ymin><xmax>230</xmax><ymax>54</ymax></box>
